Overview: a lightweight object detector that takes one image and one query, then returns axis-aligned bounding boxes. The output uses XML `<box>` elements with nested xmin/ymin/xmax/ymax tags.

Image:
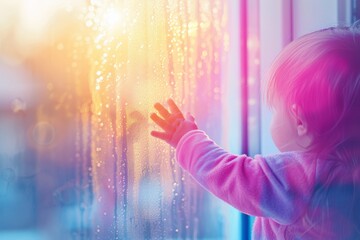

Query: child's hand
<box><xmin>150</xmin><ymin>99</ymin><xmax>198</xmax><ymax>148</ymax></box>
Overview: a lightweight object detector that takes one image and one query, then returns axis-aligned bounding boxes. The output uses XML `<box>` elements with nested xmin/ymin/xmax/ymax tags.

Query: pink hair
<box><xmin>266</xmin><ymin>26</ymin><xmax>360</xmax><ymax>159</ymax></box>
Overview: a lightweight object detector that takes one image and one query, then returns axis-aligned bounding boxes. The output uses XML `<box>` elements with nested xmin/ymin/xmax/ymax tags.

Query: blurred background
<box><xmin>0</xmin><ymin>0</ymin><xmax>359</xmax><ymax>239</ymax></box>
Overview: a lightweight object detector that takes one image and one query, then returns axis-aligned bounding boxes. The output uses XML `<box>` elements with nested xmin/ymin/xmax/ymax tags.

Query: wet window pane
<box><xmin>0</xmin><ymin>0</ymin><xmax>246</xmax><ymax>239</ymax></box>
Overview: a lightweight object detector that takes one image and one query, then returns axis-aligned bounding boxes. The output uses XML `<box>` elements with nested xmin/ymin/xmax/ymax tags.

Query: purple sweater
<box><xmin>176</xmin><ymin>130</ymin><xmax>360</xmax><ymax>239</ymax></box>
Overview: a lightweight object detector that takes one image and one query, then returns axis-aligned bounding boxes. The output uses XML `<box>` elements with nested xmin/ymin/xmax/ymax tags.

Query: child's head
<box><xmin>267</xmin><ymin>25</ymin><xmax>360</xmax><ymax>157</ymax></box>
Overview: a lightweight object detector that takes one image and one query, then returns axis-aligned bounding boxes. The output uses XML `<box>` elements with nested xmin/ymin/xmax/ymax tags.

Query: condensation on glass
<box><xmin>0</xmin><ymin>0</ymin><xmax>241</xmax><ymax>239</ymax></box>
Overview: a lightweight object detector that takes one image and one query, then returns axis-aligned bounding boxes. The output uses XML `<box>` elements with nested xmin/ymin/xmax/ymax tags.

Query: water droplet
<box><xmin>86</xmin><ymin>20</ymin><xmax>93</xmax><ymax>27</ymax></box>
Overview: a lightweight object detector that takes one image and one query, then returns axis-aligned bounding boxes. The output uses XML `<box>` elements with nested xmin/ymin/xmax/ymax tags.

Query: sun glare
<box><xmin>103</xmin><ymin>8</ymin><xmax>123</xmax><ymax>27</ymax></box>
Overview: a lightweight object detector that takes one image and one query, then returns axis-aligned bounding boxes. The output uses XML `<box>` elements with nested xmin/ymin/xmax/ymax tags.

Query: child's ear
<box><xmin>291</xmin><ymin>104</ymin><xmax>308</xmax><ymax>137</ymax></box>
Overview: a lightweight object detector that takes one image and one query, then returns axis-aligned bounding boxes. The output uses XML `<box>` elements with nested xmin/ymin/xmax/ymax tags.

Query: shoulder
<box><xmin>255</xmin><ymin>151</ymin><xmax>317</xmax><ymax>169</ymax></box>
<box><xmin>254</xmin><ymin>152</ymin><xmax>318</xmax><ymax>193</ymax></box>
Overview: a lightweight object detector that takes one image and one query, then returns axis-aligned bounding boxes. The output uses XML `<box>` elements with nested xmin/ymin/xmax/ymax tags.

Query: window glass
<box><xmin>0</xmin><ymin>0</ymin><xmax>241</xmax><ymax>239</ymax></box>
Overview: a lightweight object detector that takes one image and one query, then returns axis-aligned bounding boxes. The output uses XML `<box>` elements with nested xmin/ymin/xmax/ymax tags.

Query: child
<box><xmin>150</xmin><ymin>26</ymin><xmax>360</xmax><ymax>239</ymax></box>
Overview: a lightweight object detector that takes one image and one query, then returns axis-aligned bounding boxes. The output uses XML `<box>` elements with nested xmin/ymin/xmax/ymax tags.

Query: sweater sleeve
<box><xmin>176</xmin><ymin>130</ymin><xmax>316</xmax><ymax>225</ymax></box>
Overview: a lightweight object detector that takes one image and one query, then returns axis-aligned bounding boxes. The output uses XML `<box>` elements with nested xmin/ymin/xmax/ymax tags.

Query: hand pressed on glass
<box><xmin>150</xmin><ymin>99</ymin><xmax>198</xmax><ymax>148</ymax></box>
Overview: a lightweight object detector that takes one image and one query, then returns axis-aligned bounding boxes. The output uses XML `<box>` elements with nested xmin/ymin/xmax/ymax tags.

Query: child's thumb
<box><xmin>186</xmin><ymin>112</ymin><xmax>195</xmax><ymax>122</ymax></box>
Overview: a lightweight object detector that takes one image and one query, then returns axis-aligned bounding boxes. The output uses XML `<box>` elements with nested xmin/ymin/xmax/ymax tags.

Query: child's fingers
<box><xmin>154</xmin><ymin>103</ymin><xmax>171</xmax><ymax>119</ymax></box>
<box><xmin>150</xmin><ymin>131</ymin><xmax>170</xmax><ymax>142</ymax></box>
<box><xmin>150</xmin><ymin>113</ymin><xmax>173</xmax><ymax>132</ymax></box>
<box><xmin>167</xmin><ymin>99</ymin><xmax>184</xmax><ymax>118</ymax></box>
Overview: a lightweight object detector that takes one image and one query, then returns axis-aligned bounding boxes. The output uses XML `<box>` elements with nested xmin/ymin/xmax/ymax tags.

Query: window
<box><xmin>0</xmin><ymin>1</ymin><xmax>242</xmax><ymax>239</ymax></box>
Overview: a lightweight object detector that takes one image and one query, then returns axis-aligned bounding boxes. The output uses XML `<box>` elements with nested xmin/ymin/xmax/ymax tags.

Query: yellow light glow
<box><xmin>103</xmin><ymin>8</ymin><xmax>122</xmax><ymax>26</ymax></box>
<box><xmin>97</xmin><ymin>7</ymin><xmax>130</xmax><ymax>34</ymax></box>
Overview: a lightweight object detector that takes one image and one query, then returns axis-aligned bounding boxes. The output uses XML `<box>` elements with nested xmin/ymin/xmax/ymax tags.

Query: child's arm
<box><xmin>150</xmin><ymin>99</ymin><xmax>315</xmax><ymax>225</ymax></box>
<box><xmin>176</xmin><ymin>130</ymin><xmax>317</xmax><ymax>224</ymax></box>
